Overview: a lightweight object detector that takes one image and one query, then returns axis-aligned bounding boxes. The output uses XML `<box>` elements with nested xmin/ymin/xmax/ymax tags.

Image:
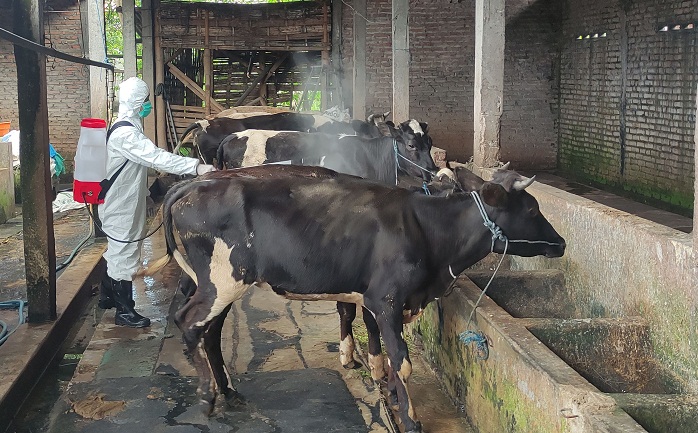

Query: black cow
<box><xmin>176</xmin><ymin>112</ymin><xmax>390</xmax><ymax>164</ymax></box>
<box><xmin>141</xmin><ymin>165</ymin><xmax>565</xmax><ymax>432</ymax></box>
<box><xmin>199</xmin><ymin>121</ymin><xmax>437</xmax><ymax>378</ymax></box>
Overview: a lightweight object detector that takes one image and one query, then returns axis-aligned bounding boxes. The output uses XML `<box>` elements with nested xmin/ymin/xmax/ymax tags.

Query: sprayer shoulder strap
<box><xmin>98</xmin><ymin>121</ymin><xmax>134</xmax><ymax>200</ymax></box>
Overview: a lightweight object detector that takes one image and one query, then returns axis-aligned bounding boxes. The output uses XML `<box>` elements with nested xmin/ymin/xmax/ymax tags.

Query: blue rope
<box><xmin>0</xmin><ymin>300</ymin><xmax>27</xmax><ymax>346</ymax></box>
<box><xmin>422</xmin><ymin>181</ymin><xmax>431</xmax><ymax>195</ymax></box>
<box><xmin>459</xmin><ymin>330</ymin><xmax>489</xmax><ymax>360</ymax></box>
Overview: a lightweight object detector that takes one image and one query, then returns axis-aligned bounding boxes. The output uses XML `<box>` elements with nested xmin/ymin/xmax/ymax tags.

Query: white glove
<box><xmin>196</xmin><ymin>164</ymin><xmax>216</xmax><ymax>175</ymax></box>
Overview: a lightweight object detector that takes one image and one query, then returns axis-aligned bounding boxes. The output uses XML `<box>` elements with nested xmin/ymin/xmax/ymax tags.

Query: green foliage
<box><xmin>105</xmin><ymin>1</ymin><xmax>122</xmax><ymax>57</ymax></box>
<box><xmin>162</xmin><ymin>0</ymin><xmax>300</xmax><ymax>3</ymax></box>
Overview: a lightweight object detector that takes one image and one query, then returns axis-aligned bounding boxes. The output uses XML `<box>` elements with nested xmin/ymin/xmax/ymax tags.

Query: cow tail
<box><xmin>135</xmin><ymin>181</ymin><xmax>191</xmax><ymax>277</ymax></box>
<box><xmin>216</xmin><ymin>137</ymin><xmax>226</xmax><ymax>170</ymax></box>
<box><xmin>172</xmin><ymin>121</ymin><xmax>202</xmax><ymax>155</ymax></box>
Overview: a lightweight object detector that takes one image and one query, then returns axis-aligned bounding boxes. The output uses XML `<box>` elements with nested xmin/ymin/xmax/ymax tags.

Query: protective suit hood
<box><xmin>118</xmin><ymin>77</ymin><xmax>149</xmax><ymax>127</ymax></box>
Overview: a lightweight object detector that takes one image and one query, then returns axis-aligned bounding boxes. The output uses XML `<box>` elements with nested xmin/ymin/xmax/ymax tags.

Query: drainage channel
<box><xmin>412</xmin><ymin>265</ymin><xmax>696</xmax><ymax>433</ymax></box>
<box><xmin>7</xmin><ymin>296</ymin><xmax>104</xmax><ymax>433</ymax></box>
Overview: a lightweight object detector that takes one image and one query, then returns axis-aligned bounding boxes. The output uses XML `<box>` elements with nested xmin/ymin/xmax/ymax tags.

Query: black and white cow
<box><xmin>215</xmin><ymin>126</ymin><xmax>437</xmax><ymax>182</ymax></box>
<box><xmin>176</xmin><ymin>112</ymin><xmax>391</xmax><ymax>164</ymax></box>
<box><xmin>141</xmin><ymin>164</ymin><xmax>566</xmax><ymax>432</ymax></box>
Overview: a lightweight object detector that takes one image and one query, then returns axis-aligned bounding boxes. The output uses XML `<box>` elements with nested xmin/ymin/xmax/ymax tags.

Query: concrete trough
<box><xmin>465</xmin><ymin>269</ymin><xmax>575</xmax><ymax>319</ymax></box>
<box><xmin>413</xmin><ymin>276</ymin><xmax>646</xmax><ymax>433</ymax></box>
<box><xmin>413</xmin><ymin>264</ymin><xmax>698</xmax><ymax>433</ymax></box>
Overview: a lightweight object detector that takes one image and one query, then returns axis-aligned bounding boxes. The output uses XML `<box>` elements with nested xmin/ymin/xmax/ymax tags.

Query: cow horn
<box><xmin>436</xmin><ymin>167</ymin><xmax>455</xmax><ymax>181</ymax></box>
<box><xmin>383</xmin><ymin>111</ymin><xmax>391</xmax><ymax>119</ymax></box>
<box><xmin>367</xmin><ymin>113</ymin><xmax>376</xmax><ymax>123</ymax></box>
<box><xmin>512</xmin><ymin>175</ymin><xmax>536</xmax><ymax>191</ymax></box>
<box><xmin>500</xmin><ymin>161</ymin><xmax>510</xmax><ymax>170</ymax></box>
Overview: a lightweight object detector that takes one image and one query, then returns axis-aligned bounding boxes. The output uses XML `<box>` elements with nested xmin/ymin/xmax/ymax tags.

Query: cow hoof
<box><xmin>224</xmin><ymin>390</ymin><xmax>246</xmax><ymax>408</ymax></box>
<box><xmin>342</xmin><ymin>360</ymin><xmax>362</xmax><ymax>370</ymax></box>
<box><xmin>405</xmin><ymin>421</ymin><xmax>422</xmax><ymax>433</ymax></box>
<box><xmin>388</xmin><ymin>391</ymin><xmax>399</xmax><ymax>410</ymax></box>
<box><xmin>200</xmin><ymin>399</ymin><xmax>216</xmax><ymax>417</ymax></box>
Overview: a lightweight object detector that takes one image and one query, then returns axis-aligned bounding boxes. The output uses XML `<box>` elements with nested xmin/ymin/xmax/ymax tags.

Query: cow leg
<box><xmin>366</xmin><ymin>302</ymin><xmax>421</xmax><ymax>433</ymax></box>
<box><xmin>179</xmin><ymin>271</ymin><xmax>197</xmax><ymax>300</ymax></box>
<box><xmin>202</xmin><ymin>303</ymin><xmax>244</xmax><ymax>407</ymax></box>
<box><xmin>362</xmin><ymin>306</ymin><xmax>386</xmax><ymax>381</ymax></box>
<box><xmin>174</xmin><ymin>295</ymin><xmax>218</xmax><ymax>414</ymax></box>
<box><xmin>337</xmin><ymin>302</ymin><xmax>360</xmax><ymax>369</ymax></box>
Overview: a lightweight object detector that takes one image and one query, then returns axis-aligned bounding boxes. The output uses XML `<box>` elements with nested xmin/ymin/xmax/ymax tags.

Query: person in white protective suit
<box><xmin>98</xmin><ymin>77</ymin><xmax>215</xmax><ymax>328</ymax></box>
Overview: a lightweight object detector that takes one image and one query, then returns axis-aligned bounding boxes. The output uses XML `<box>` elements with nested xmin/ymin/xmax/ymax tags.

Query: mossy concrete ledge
<box><xmin>506</xmin><ymin>181</ymin><xmax>695</xmax><ymax>392</ymax></box>
<box><xmin>412</xmin><ymin>277</ymin><xmax>646</xmax><ymax>433</ymax></box>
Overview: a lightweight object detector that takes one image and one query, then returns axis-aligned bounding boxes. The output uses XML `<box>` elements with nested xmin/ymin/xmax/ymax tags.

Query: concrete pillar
<box><xmin>693</xmin><ymin>85</ymin><xmax>698</xmax><ymax>291</ymax></box>
<box><xmin>122</xmin><ymin>0</ymin><xmax>137</xmax><ymax>79</ymax></box>
<box><xmin>473</xmin><ymin>0</ymin><xmax>505</xmax><ymax>169</ymax></box>
<box><xmin>352</xmin><ymin>0</ymin><xmax>366</xmax><ymax>120</ymax></box>
<box><xmin>154</xmin><ymin>0</ymin><xmax>166</xmax><ymax>149</ymax></box>
<box><xmin>392</xmin><ymin>0</ymin><xmax>409</xmax><ymax>123</ymax></box>
<box><xmin>141</xmin><ymin>0</ymin><xmax>156</xmax><ymax>140</ymax></box>
<box><xmin>87</xmin><ymin>0</ymin><xmax>108</xmax><ymax>119</ymax></box>
<box><xmin>0</xmin><ymin>142</ymin><xmax>15</xmax><ymax>224</ymax></box>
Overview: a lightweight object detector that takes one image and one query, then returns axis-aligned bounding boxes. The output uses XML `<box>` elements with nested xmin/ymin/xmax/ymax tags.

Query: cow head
<box><xmin>477</xmin><ymin>168</ymin><xmax>566</xmax><ymax>258</ymax></box>
<box><xmin>390</xmin><ymin>119</ymin><xmax>437</xmax><ymax>181</ymax></box>
<box><xmin>350</xmin><ymin>111</ymin><xmax>392</xmax><ymax>139</ymax></box>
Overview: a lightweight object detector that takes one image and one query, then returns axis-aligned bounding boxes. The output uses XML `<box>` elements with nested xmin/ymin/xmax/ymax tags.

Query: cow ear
<box><xmin>480</xmin><ymin>182</ymin><xmax>509</xmax><ymax>209</ymax></box>
<box><xmin>420</xmin><ymin>122</ymin><xmax>429</xmax><ymax>134</ymax></box>
<box><xmin>351</xmin><ymin>119</ymin><xmax>370</xmax><ymax>135</ymax></box>
<box><xmin>453</xmin><ymin>166</ymin><xmax>484</xmax><ymax>192</ymax></box>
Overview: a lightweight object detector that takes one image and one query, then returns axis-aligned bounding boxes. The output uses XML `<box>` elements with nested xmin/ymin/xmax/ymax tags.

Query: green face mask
<box><xmin>139</xmin><ymin>100</ymin><xmax>152</xmax><ymax>118</ymax></box>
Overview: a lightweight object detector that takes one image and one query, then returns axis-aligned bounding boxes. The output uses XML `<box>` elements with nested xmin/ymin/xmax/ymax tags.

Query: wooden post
<box><xmin>13</xmin><ymin>0</ymin><xmax>57</xmax><ymax>323</ymax></box>
<box><xmin>352</xmin><ymin>0</ymin><xmax>366</xmax><ymax>120</ymax></box>
<box><xmin>153</xmin><ymin>0</ymin><xmax>166</xmax><ymax>149</ymax></box>
<box><xmin>141</xmin><ymin>0</ymin><xmax>156</xmax><ymax>140</ymax></box>
<box><xmin>203</xmin><ymin>11</ymin><xmax>212</xmax><ymax>116</ymax></box>
<box><xmin>331</xmin><ymin>0</ymin><xmax>344</xmax><ymax>108</ymax></box>
<box><xmin>122</xmin><ymin>0</ymin><xmax>137</xmax><ymax>79</ymax></box>
<box><xmin>321</xmin><ymin>2</ymin><xmax>329</xmax><ymax>110</ymax></box>
<box><xmin>392</xmin><ymin>0</ymin><xmax>409</xmax><ymax>123</ymax></box>
<box><xmin>473</xmin><ymin>0</ymin><xmax>505</xmax><ymax>169</ymax></box>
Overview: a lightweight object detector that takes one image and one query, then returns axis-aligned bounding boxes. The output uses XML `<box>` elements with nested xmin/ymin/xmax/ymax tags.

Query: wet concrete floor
<box><xmin>10</xmin><ymin>216</ymin><xmax>472</xmax><ymax>433</ymax></box>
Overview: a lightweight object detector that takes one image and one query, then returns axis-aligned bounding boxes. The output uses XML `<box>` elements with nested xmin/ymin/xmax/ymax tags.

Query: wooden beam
<box><xmin>234</xmin><ymin>54</ymin><xmax>288</xmax><ymax>107</ymax></box>
<box><xmin>392</xmin><ymin>0</ymin><xmax>409</xmax><ymax>123</ymax></box>
<box><xmin>331</xmin><ymin>0</ymin><xmax>344</xmax><ymax>108</ymax></box>
<box><xmin>13</xmin><ymin>0</ymin><xmax>56</xmax><ymax>323</ymax></box>
<box><xmin>122</xmin><ymin>0</ymin><xmax>137</xmax><ymax>78</ymax></box>
<box><xmin>167</xmin><ymin>62</ymin><xmax>225</xmax><ymax>112</ymax></box>
<box><xmin>203</xmin><ymin>11</ymin><xmax>212</xmax><ymax>116</ymax></box>
<box><xmin>352</xmin><ymin>0</ymin><xmax>366</xmax><ymax>120</ymax></box>
<box><xmin>321</xmin><ymin>2</ymin><xmax>329</xmax><ymax>110</ymax></box>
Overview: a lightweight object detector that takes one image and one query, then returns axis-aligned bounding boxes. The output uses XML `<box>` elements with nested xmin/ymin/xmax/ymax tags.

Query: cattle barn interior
<box><xmin>156</xmin><ymin>1</ymin><xmax>336</xmax><ymax>136</ymax></box>
<box><xmin>0</xmin><ymin>0</ymin><xmax>696</xmax><ymax>433</ymax></box>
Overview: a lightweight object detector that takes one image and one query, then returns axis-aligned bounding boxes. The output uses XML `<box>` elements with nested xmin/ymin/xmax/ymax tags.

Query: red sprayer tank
<box><xmin>73</xmin><ymin>118</ymin><xmax>107</xmax><ymax>204</ymax></box>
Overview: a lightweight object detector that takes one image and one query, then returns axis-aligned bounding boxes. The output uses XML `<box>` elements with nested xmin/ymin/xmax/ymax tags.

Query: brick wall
<box><xmin>0</xmin><ymin>4</ymin><xmax>91</xmax><ymax>177</ymax></box>
<box><xmin>559</xmin><ymin>0</ymin><xmax>697</xmax><ymax>212</ymax></box>
<box><xmin>341</xmin><ymin>0</ymin><xmax>560</xmax><ymax>168</ymax></box>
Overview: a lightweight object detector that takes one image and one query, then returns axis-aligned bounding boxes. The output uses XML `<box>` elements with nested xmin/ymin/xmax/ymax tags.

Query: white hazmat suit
<box><xmin>98</xmin><ymin>77</ymin><xmax>200</xmax><ymax>281</ymax></box>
